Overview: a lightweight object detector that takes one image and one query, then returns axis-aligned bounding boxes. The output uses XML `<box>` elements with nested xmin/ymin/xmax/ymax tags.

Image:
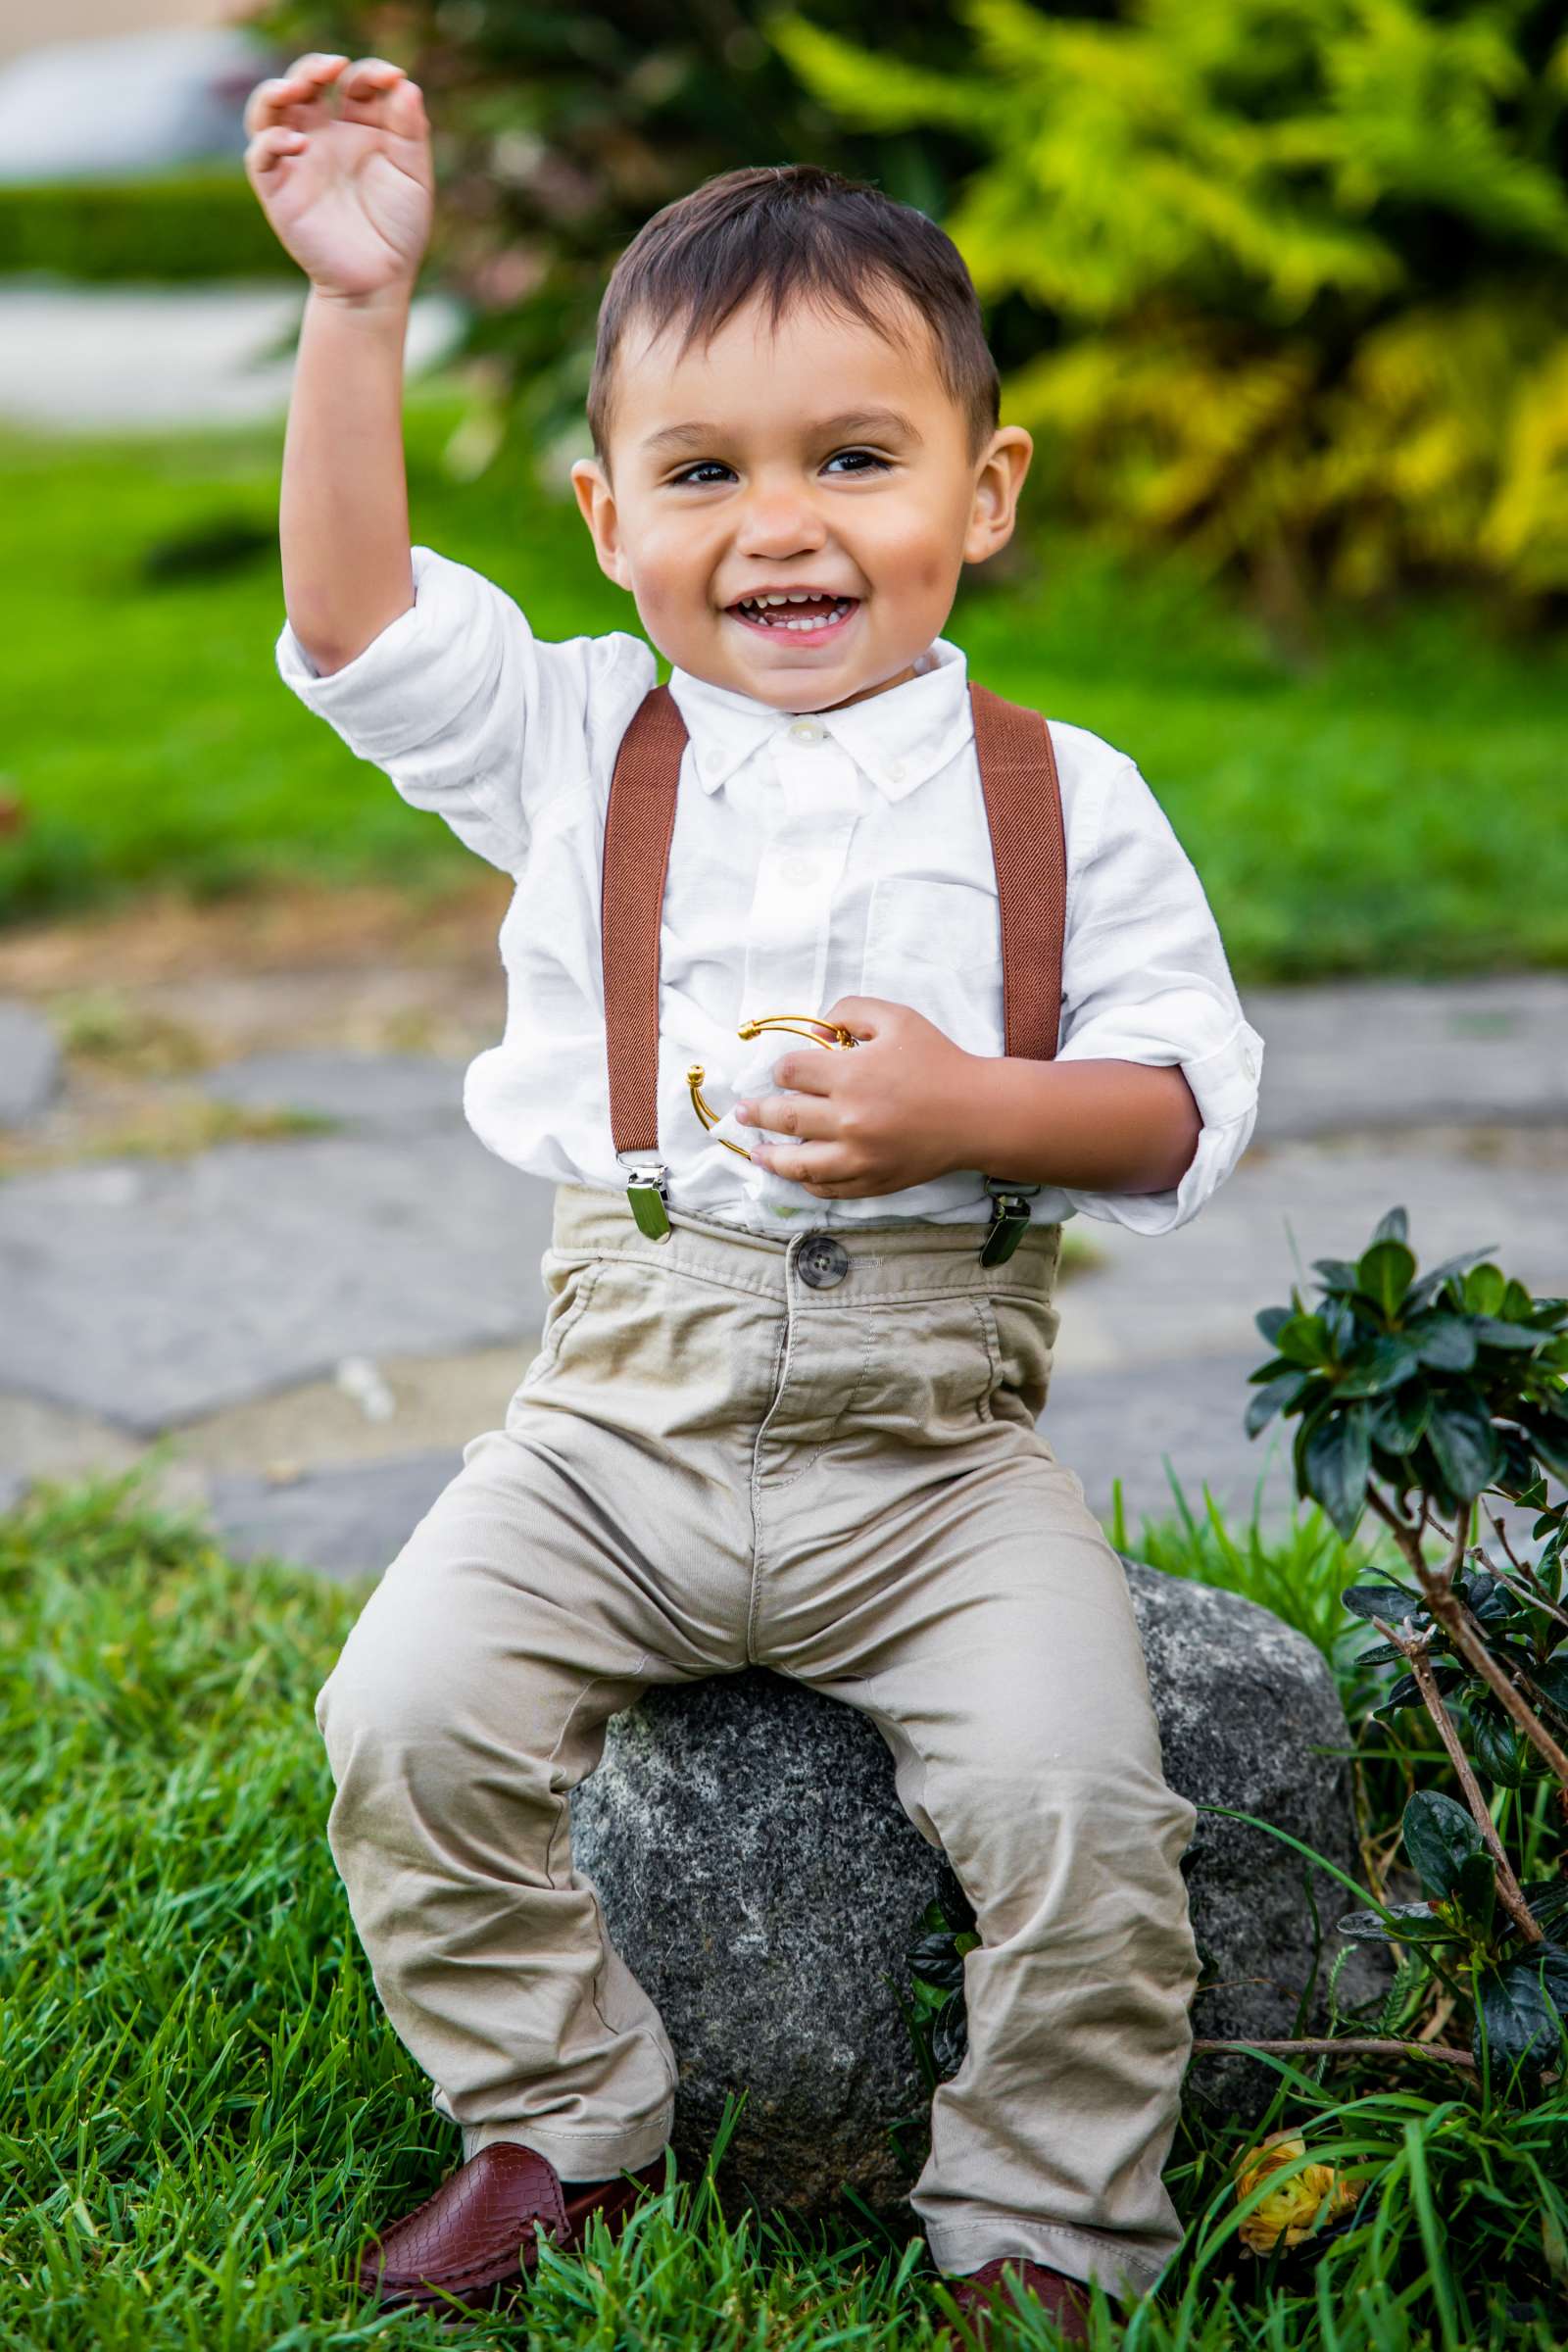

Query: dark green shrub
<box><xmin>0</xmin><ymin>170</ymin><xmax>300</xmax><ymax>282</ymax></box>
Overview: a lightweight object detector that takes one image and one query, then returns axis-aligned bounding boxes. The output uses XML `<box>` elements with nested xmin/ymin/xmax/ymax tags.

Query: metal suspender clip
<box><xmin>980</xmin><ymin>1178</ymin><xmax>1041</xmax><ymax>1267</ymax></box>
<box><xmin>616</xmin><ymin>1152</ymin><xmax>672</xmax><ymax>1241</ymax></box>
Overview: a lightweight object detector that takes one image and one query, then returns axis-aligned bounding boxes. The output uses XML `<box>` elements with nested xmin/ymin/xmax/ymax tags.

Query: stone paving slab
<box><xmin>0</xmin><ymin>1001</ymin><xmax>59</xmax><ymax>1124</ymax></box>
<box><xmin>195</xmin><ymin>1049</ymin><xmax>468</xmax><ymax>1130</ymax></box>
<box><xmin>0</xmin><ymin>1130</ymin><xmax>557</xmax><ymax>1432</ymax></box>
<box><xmin>205</xmin><ymin>1450</ymin><xmax>463</xmax><ymax>1585</ymax></box>
<box><xmin>1248</xmin><ymin>974</ymin><xmax>1568</xmax><ymax>1140</ymax></box>
<box><xmin>1050</xmin><ymin>1124</ymin><xmax>1568</xmax><ymax>1380</ymax></box>
<box><xmin>1044</xmin><ymin>1350</ymin><xmax>1292</xmax><ymax>1534</ymax></box>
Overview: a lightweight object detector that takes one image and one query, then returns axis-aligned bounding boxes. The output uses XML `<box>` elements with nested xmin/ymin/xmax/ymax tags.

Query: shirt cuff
<box><xmin>1060</xmin><ymin>1017</ymin><xmax>1264</xmax><ymax>1236</ymax></box>
<box><xmin>273</xmin><ymin>546</ymin><xmax>474</xmax><ymax>764</ymax></box>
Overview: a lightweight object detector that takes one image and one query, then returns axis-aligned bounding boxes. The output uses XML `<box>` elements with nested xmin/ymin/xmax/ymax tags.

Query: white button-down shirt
<box><xmin>276</xmin><ymin>546</ymin><xmax>1264</xmax><ymax>1237</ymax></box>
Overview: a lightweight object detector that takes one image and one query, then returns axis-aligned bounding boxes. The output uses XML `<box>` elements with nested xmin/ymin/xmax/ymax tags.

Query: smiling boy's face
<box><xmin>570</xmin><ymin>292</ymin><xmax>1031</xmax><ymax>713</ymax></box>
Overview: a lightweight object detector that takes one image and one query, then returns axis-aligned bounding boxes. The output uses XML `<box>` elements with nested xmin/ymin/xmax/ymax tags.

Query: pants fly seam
<box><xmin>746</xmin><ymin>1311</ymin><xmax>793</xmax><ymax>1662</ymax></box>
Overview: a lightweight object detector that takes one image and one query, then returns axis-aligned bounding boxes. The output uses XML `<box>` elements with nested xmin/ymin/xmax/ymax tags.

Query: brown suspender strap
<box><xmin>602</xmin><ymin>683</ymin><xmax>689</xmax><ymax>1164</ymax></box>
<box><xmin>967</xmin><ymin>681</ymin><xmax>1066</xmax><ymax>1067</ymax></box>
<box><xmin>600</xmin><ymin>677</ymin><xmax>1067</xmax><ymax>1253</ymax></box>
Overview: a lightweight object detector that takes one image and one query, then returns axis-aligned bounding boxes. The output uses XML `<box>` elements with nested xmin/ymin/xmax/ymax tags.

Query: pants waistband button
<box><xmin>796</xmin><ymin>1235</ymin><xmax>850</xmax><ymax>1289</ymax></box>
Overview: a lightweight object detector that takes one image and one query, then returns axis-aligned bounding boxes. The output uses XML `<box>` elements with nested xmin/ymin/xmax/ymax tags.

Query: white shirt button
<box><xmin>787</xmin><ymin>719</ymin><xmax>824</xmax><ymax>745</ymax></box>
<box><xmin>703</xmin><ymin>749</ymin><xmax>724</xmax><ymax>772</ymax></box>
<box><xmin>781</xmin><ymin>853</ymin><xmax>816</xmax><ymax>887</ymax></box>
<box><xmin>886</xmin><ymin>759</ymin><xmax>906</xmax><ymax>783</ymax></box>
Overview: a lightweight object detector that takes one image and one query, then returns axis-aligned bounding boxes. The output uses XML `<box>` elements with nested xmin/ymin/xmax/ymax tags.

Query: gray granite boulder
<box><xmin>570</xmin><ymin>1561</ymin><xmax>1373</xmax><ymax>2221</ymax></box>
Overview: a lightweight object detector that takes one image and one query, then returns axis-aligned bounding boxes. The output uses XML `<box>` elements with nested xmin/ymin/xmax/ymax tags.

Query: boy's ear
<box><xmin>962</xmin><ymin>426</ymin><xmax>1033</xmax><ymax>567</ymax></box>
<box><xmin>570</xmin><ymin>457</ymin><xmax>632</xmax><ymax>590</ymax></box>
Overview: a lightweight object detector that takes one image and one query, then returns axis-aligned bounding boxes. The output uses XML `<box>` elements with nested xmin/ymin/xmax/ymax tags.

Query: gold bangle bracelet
<box><xmin>688</xmin><ymin>1012</ymin><xmax>858</xmax><ymax>1160</ymax></box>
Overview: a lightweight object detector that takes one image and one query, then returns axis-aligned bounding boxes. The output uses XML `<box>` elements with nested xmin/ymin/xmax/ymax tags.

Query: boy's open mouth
<box><xmin>726</xmin><ymin>591</ymin><xmax>859</xmax><ymax>639</ymax></box>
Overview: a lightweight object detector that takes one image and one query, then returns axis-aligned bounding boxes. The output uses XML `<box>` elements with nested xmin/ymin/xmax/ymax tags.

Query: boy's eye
<box><xmin>667</xmin><ymin>449</ymin><xmax>891</xmax><ymax>487</ymax></box>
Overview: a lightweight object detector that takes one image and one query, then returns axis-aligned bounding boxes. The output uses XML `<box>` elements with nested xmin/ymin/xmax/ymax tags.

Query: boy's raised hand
<box><xmin>244</xmin><ymin>52</ymin><xmax>434</xmax><ymax>300</ymax></box>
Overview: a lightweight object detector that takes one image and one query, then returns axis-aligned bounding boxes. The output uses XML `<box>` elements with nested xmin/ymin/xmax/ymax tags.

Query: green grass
<box><xmin>2</xmin><ymin>398</ymin><xmax>1565</xmax><ymax>979</ymax></box>
<box><xmin>5</xmin><ymin>1467</ymin><xmax>1567</xmax><ymax>2349</ymax></box>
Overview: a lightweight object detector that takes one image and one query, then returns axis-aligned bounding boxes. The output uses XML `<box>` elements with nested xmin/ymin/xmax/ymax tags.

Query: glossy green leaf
<box><xmin>1366</xmin><ymin>1384</ymin><xmax>1431</xmax><ymax>1452</ymax></box>
<box><xmin>1408</xmin><ymin>1316</ymin><xmax>1477</xmax><ymax>1371</ymax></box>
<box><xmin>1375</xmin><ymin>1663</ymin><xmax>1465</xmax><ymax>1718</ymax></box>
<box><xmin>1402</xmin><ymin>1789</ymin><xmax>1486</xmax><ymax>1901</ymax></box>
<box><xmin>1424</xmin><ymin>1394</ymin><xmax>1503</xmax><ymax>1498</ymax></box>
<box><xmin>1470</xmin><ymin>1316</ymin><xmax>1541</xmax><ymax>1351</ymax></box>
<box><xmin>1404</xmin><ymin>1245</ymin><xmax>1501</xmax><ymax>1315</ymax></box>
<box><xmin>1463</xmin><ymin>1263</ymin><xmax>1506</xmax><ymax>1316</ymax></box>
<box><xmin>1535</xmin><ymin>1942</ymin><xmax>1568</xmax><ymax>2022</ymax></box>
<box><xmin>1532</xmin><ymin>1654</ymin><xmax>1568</xmax><ymax>1715</ymax></box>
<box><xmin>1465</xmin><ymin>1700</ymin><xmax>1532</xmax><ymax>1789</ymax></box>
<box><xmin>1245</xmin><ymin>1370</ymin><xmax>1305</xmax><ymax>1437</ymax></box>
<box><xmin>1335</xmin><ymin>1337</ymin><xmax>1422</xmax><ymax>1398</ymax></box>
<box><xmin>1342</xmin><ymin>1582</ymin><xmax>1426</xmax><ymax>1625</ymax></box>
<box><xmin>1275</xmin><ymin>1313</ymin><xmax>1337</xmax><ymax>1369</ymax></box>
<box><xmin>1453</xmin><ymin>1848</ymin><xmax>1497</xmax><ymax>1938</ymax></box>
<box><xmin>1521</xmin><ymin>1414</ymin><xmax>1568</xmax><ymax>1487</ymax></box>
<box><xmin>1356</xmin><ymin>1239</ymin><xmax>1416</xmax><ymax>1318</ymax></box>
<box><xmin>1475</xmin><ymin>1958</ymin><xmax>1558</xmax><ymax>2078</ymax></box>
<box><xmin>1303</xmin><ymin>1404</ymin><xmax>1370</xmax><ymax>1538</ymax></box>
<box><xmin>1372</xmin><ymin>1206</ymin><xmax>1409</xmax><ymax>1247</ymax></box>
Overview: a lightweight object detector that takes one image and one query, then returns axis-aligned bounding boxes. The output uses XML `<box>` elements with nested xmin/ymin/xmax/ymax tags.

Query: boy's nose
<box><xmin>736</xmin><ymin>488</ymin><xmax>828</xmax><ymax>559</ymax></box>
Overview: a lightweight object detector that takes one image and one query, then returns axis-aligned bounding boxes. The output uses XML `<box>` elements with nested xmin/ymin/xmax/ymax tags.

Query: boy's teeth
<box><xmin>736</xmin><ymin>594</ymin><xmax>853</xmax><ymax>632</ymax></box>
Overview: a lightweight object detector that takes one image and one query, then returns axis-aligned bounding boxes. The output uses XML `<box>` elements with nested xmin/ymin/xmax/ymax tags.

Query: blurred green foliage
<box><xmin>779</xmin><ymin>0</ymin><xmax>1568</xmax><ymax>618</ymax></box>
<box><xmin>247</xmin><ymin>0</ymin><xmax>1568</xmax><ymax>618</ymax></box>
<box><xmin>0</xmin><ymin>171</ymin><xmax>297</xmax><ymax>281</ymax></box>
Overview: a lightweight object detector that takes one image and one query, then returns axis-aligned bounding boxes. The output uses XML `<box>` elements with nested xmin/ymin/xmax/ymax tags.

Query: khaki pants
<box><xmin>316</xmin><ymin>1183</ymin><xmax>1200</xmax><ymax>2296</ymax></box>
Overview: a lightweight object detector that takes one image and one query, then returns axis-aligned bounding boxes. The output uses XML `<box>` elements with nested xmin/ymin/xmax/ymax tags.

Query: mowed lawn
<box><xmin>3</xmin><ymin>396</ymin><xmax>1566</xmax><ymax>982</ymax></box>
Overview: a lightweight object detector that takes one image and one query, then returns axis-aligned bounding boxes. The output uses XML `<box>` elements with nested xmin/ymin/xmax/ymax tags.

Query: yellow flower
<box><xmin>1236</xmin><ymin>2129</ymin><xmax>1362</xmax><ymax>2255</ymax></box>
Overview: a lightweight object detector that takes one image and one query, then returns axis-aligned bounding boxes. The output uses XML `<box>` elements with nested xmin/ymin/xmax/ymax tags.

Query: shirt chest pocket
<box><xmin>862</xmin><ymin>876</ymin><xmax>1002</xmax><ymax>988</ymax></box>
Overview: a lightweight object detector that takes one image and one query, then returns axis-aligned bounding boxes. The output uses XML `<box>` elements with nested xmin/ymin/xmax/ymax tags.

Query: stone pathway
<box><xmin>2</xmin><ymin>924</ymin><xmax>1564</xmax><ymax>1576</ymax></box>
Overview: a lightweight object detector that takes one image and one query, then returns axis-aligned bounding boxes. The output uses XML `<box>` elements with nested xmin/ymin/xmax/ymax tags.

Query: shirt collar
<box><xmin>665</xmin><ymin>636</ymin><xmax>972</xmax><ymax>803</ymax></box>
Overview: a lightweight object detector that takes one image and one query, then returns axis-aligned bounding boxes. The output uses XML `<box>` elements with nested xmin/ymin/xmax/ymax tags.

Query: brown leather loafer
<box><xmin>356</xmin><ymin>2141</ymin><xmax>670</xmax><ymax>2318</ymax></box>
<box><xmin>948</xmin><ymin>2256</ymin><xmax>1093</xmax><ymax>2346</ymax></box>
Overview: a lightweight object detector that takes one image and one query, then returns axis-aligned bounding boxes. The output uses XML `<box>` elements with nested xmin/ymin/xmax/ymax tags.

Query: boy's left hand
<box><xmin>735</xmin><ymin>998</ymin><xmax>972</xmax><ymax>1198</ymax></box>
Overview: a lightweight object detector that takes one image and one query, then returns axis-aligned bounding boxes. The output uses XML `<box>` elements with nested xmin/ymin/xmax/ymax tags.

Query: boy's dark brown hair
<box><xmin>587</xmin><ymin>163</ymin><xmax>1000</xmax><ymax>469</ymax></box>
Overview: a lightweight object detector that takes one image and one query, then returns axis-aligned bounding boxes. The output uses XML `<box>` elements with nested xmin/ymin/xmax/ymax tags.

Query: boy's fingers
<box><xmin>765</xmin><ymin>1051</ymin><xmax>837</xmax><ymax>1095</ymax></box>
<box><xmin>244</xmin><ymin>57</ymin><xmax>345</xmax><ymax>134</ymax></box>
<box><xmin>820</xmin><ymin>995</ymin><xmax>885</xmax><ymax>1039</ymax></box>
<box><xmin>340</xmin><ymin>72</ymin><xmax>427</xmax><ymax>138</ymax></box>
<box><xmin>245</xmin><ymin>126</ymin><xmax>307</xmax><ymax>176</ymax></box>
<box><xmin>752</xmin><ymin>1133</ymin><xmax>851</xmax><ymax>1176</ymax></box>
<box><xmin>284</xmin><ymin>51</ymin><xmax>350</xmax><ymax>80</ymax></box>
<box><xmin>339</xmin><ymin>55</ymin><xmax>405</xmax><ymax>94</ymax></box>
<box><xmin>736</xmin><ymin>1092</ymin><xmax>836</xmax><ymax>1141</ymax></box>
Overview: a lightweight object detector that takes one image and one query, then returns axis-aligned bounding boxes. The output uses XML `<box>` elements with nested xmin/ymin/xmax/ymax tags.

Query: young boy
<box><xmin>246</xmin><ymin>51</ymin><xmax>1264</xmax><ymax>2340</ymax></box>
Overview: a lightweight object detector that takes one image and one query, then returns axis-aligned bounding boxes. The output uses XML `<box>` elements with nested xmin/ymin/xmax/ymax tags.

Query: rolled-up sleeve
<box><xmin>274</xmin><ymin>546</ymin><xmax>653</xmax><ymax>875</ymax></box>
<box><xmin>1054</xmin><ymin>754</ymin><xmax>1263</xmax><ymax>1235</ymax></box>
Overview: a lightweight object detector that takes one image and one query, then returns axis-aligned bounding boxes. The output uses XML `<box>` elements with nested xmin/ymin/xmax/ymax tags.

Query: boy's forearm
<box><xmin>956</xmin><ymin>1054</ymin><xmax>1201</xmax><ymax>1196</ymax></box>
<box><xmin>280</xmin><ymin>286</ymin><xmax>416</xmax><ymax>674</ymax></box>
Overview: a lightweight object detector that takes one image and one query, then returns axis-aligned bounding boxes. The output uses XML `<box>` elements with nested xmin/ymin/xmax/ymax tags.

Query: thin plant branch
<box><xmin>1375</xmin><ymin>1617</ymin><xmax>1543</xmax><ymax>1945</ymax></box>
<box><xmin>1363</xmin><ymin>1486</ymin><xmax>1568</xmax><ymax>1791</ymax></box>
<box><xmin>1482</xmin><ymin>1558</ymin><xmax>1568</xmax><ymax>1639</ymax></box>
<box><xmin>1190</xmin><ymin>2035</ymin><xmax>1475</xmax><ymax>2071</ymax></box>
